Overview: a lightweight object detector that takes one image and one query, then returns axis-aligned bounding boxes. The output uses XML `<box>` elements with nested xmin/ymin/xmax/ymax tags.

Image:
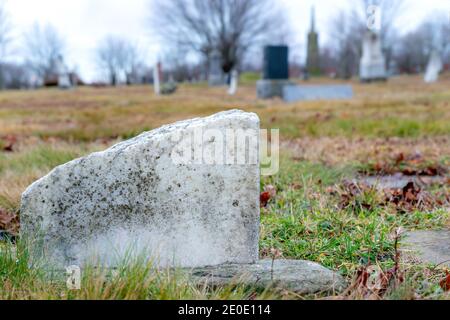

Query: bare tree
<box><xmin>0</xmin><ymin>0</ymin><xmax>11</xmax><ymax>88</ymax></box>
<box><xmin>23</xmin><ymin>23</ymin><xmax>66</xmax><ymax>81</ymax></box>
<box><xmin>328</xmin><ymin>0</ymin><xmax>405</xmax><ymax>78</ymax></box>
<box><xmin>0</xmin><ymin>0</ymin><xmax>10</xmax><ymax>58</ymax></box>
<box><xmin>0</xmin><ymin>62</ymin><xmax>32</xmax><ymax>89</ymax></box>
<box><xmin>150</xmin><ymin>0</ymin><xmax>287</xmax><ymax>75</ymax></box>
<box><xmin>328</xmin><ymin>11</ymin><xmax>361</xmax><ymax>78</ymax></box>
<box><xmin>96</xmin><ymin>36</ymin><xmax>142</xmax><ymax>85</ymax></box>
<box><xmin>394</xmin><ymin>12</ymin><xmax>450</xmax><ymax>73</ymax></box>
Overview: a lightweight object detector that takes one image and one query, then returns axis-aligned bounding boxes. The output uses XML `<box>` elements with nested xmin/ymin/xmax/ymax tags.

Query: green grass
<box><xmin>260</xmin><ymin>156</ymin><xmax>449</xmax><ymax>288</ymax></box>
<box><xmin>239</xmin><ymin>72</ymin><xmax>260</xmax><ymax>85</ymax></box>
<box><xmin>0</xmin><ymin>145</ymin><xmax>82</xmax><ymax>175</ymax></box>
<box><xmin>0</xmin><ymin>240</ymin><xmax>283</xmax><ymax>300</ymax></box>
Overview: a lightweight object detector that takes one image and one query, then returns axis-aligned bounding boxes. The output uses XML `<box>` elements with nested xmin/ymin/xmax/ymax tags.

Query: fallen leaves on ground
<box><xmin>260</xmin><ymin>185</ymin><xmax>276</xmax><ymax>208</ymax></box>
<box><xmin>341</xmin><ymin>229</ymin><xmax>405</xmax><ymax>300</ymax></box>
<box><xmin>440</xmin><ymin>271</ymin><xmax>450</xmax><ymax>291</ymax></box>
<box><xmin>328</xmin><ymin>180</ymin><xmax>378</xmax><ymax>211</ymax></box>
<box><xmin>1</xmin><ymin>135</ymin><xmax>18</xmax><ymax>152</ymax></box>
<box><xmin>329</xmin><ymin>180</ymin><xmax>449</xmax><ymax>213</ymax></box>
<box><xmin>0</xmin><ymin>208</ymin><xmax>19</xmax><ymax>237</ymax></box>
<box><xmin>363</xmin><ymin>152</ymin><xmax>447</xmax><ymax>176</ymax></box>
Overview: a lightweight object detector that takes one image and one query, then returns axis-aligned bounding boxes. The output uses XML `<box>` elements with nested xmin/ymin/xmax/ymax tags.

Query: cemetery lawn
<box><xmin>1</xmin><ymin>74</ymin><xmax>450</xmax><ymax>299</ymax></box>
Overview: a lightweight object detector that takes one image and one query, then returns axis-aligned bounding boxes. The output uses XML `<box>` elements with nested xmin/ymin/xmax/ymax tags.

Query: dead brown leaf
<box><xmin>0</xmin><ymin>208</ymin><xmax>20</xmax><ymax>236</ymax></box>
<box><xmin>440</xmin><ymin>271</ymin><xmax>450</xmax><ymax>291</ymax></box>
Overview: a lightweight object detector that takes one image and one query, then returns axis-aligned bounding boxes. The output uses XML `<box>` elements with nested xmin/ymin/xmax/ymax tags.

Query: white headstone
<box><xmin>208</xmin><ymin>50</ymin><xmax>224</xmax><ymax>86</ymax></box>
<box><xmin>21</xmin><ymin>110</ymin><xmax>260</xmax><ymax>269</ymax></box>
<box><xmin>424</xmin><ymin>50</ymin><xmax>443</xmax><ymax>83</ymax></box>
<box><xmin>359</xmin><ymin>31</ymin><xmax>387</xmax><ymax>82</ymax></box>
<box><xmin>56</xmin><ymin>56</ymin><xmax>71</xmax><ymax>89</ymax></box>
<box><xmin>153</xmin><ymin>62</ymin><xmax>161</xmax><ymax>95</ymax></box>
<box><xmin>228</xmin><ymin>70</ymin><xmax>238</xmax><ymax>95</ymax></box>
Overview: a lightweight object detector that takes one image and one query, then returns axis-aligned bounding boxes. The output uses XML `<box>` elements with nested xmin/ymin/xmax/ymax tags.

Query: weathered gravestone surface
<box><xmin>283</xmin><ymin>84</ymin><xmax>353</xmax><ymax>102</ymax></box>
<box><xmin>21</xmin><ymin>110</ymin><xmax>260</xmax><ymax>268</ymax></box>
<box><xmin>257</xmin><ymin>45</ymin><xmax>292</xmax><ymax>99</ymax></box>
<box><xmin>359</xmin><ymin>31</ymin><xmax>387</xmax><ymax>82</ymax></box>
<box><xmin>424</xmin><ymin>50</ymin><xmax>443</xmax><ymax>84</ymax></box>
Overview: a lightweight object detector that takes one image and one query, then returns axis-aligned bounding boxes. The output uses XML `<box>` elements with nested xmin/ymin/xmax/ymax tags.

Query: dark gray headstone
<box><xmin>263</xmin><ymin>46</ymin><xmax>289</xmax><ymax>80</ymax></box>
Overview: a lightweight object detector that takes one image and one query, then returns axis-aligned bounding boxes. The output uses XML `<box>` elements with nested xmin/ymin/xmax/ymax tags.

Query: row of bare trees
<box><xmin>0</xmin><ymin>0</ymin><xmax>145</xmax><ymax>87</ymax></box>
<box><xmin>96</xmin><ymin>36</ymin><xmax>143</xmax><ymax>86</ymax></box>
<box><xmin>0</xmin><ymin>0</ymin><xmax>10</xmax><ymax>88</ymax></box>
<box><xmin>0</xmin><ymin>0</ymin><xmax>448</xmax><ymax>88</ymax></box>
<box><xmin>151</xmin><ymin>0</ymin><xmax>288</xmax><ymax>77</ymax></box>
<box><xmin>152</xmin><ymin>0</ymin><xmax>449</xmax><ymax>80</ymax></box>
<box><xmin>395</xmin><ymin>13</ymin><xmax>450</xmax><ymax>73</ymax></box>
<box><xmin>1</xmin><ymin>0</ymin><xmax>287</xmax><ymax>88</ymax></box>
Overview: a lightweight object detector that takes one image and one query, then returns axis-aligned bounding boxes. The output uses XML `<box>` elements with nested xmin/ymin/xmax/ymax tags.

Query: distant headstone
<box><xmin>257</xmin><ymin>45</ymin><xmax>292</xmax><ymax>99</ymax></box>
<box><xmin>153</xmin><ymin>62</ymin><xmax>161</xmax><ymax>95</ymax></box>
<box><xmin>283</xmin><ymin>84</ymin><xmax>353</xmax><ymax>102</ymax></box>
<box><xmin>359</xmin><ymin>31</ymin><xmax>387</xmax><ymax>82</ymax></box>
<box><xmin>228</xmin><ymin>70</ymin><xmax>238</xmax><ymax>95</ymax></box>
<box><xmin>262</xmin><ymin>45</ymin><xmax>289</xmax><ymax>80</ymax></box>
<box><xmin>21</xmin><ymin>110</ymin><xmax>260</xmax><ymax>268</ymax></box>
<box><xmin>160</xmin><ymin>75</ymin><xmax>177</xmax><ymax>95</ymax></box>
<box><xmin>56</xmin><ymin>56</ymin><xmax>71</xmax><ymax>89</ymax></box>
<box><xmin>424</xmin><ymin>50</ymin><xmax>443</xmax><ymax>83</ymax></box>
<box><xmin>208</xmin><ymin>50</ymin><xmax>225</xmax><ymax>86</ymax></box>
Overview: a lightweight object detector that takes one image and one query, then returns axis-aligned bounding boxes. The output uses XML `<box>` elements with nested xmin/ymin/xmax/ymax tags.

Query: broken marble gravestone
<box><xmin>21</xmin><ymin>109</ymin><xmax>344</xmax><ymax>294</ymax></box>
<box><xmin>21</xmin><ymin>110</ymin><xmax>260</xmax><ymax>268</ymax></box>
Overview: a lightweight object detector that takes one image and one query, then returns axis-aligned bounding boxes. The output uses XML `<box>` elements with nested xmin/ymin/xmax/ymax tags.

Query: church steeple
<box><xmin>306</xmin><ymin>5</ymin><xmax>320</xmax><ymax>76</ymax></box>
<box><xmin>310</xmin><ymin>6</ymin><xmax>316</xmax><ymax>32</ymax></box>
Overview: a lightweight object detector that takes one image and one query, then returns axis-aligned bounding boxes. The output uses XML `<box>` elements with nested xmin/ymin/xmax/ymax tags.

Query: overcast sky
<box><xmin>3</xmin><ymin>0</ymin><xmax>449</xmax><ymax>81</ymax></box>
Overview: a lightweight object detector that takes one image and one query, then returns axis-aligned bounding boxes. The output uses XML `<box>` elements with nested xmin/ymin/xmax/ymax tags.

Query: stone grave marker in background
<box><xmin>153</xmin><ymin>62</ymin><xmax>161</xmax><ymax>95</ymax></box>
<box><xmin>56</xmin><ymin>55</ymin><xmax>72</xmax><ymax>89</ymax></box>
<box><xmin>424</xmin><ymin>50</ymin><xmax>443</xmax><ymax>83</ymax></box>
<box><xmin>228</xmin><ymin>70</ymin><xmax>238</xmax><ymax>95</ymax></box>
<box><xmin>208</xmin><ymin>50</ymin><xmax>225</xmax><ymax>86</ymax></box>
<box><xmin>359</xmin><ymin>31</ymin><xmax>387</xmax><ymax>82</ymax></box>
<box><xmin>161</xmin><ymin>74</ymin><xmax>178</xmax><ymax>95</ymax></box>
<box><xmin>257</xmin><ymin>45</ymin><xmax>292</xmax><ymax>99</ymax></box>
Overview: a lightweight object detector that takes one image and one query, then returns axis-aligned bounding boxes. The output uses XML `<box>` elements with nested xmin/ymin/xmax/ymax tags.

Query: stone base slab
<box><xmin>190</xmin><ymin>259</ymin><xmax>346</xmax><ymax>295</ymax></box>
<box><xmin>256</xmin><ymin>79</ymin><xmax>292</xmax><ymax>99</ymax></box>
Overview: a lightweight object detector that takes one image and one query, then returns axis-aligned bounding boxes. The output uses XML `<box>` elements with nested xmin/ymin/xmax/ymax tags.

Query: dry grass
<box><xmin>283</xmin><ymin>136</ymin><xmax>450</xmax><ymax>168</ymax></box>
<box><xmin>0</xmin><ymin>74</ymin><xmax>449</xmax><ymax>142</ymax></box>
